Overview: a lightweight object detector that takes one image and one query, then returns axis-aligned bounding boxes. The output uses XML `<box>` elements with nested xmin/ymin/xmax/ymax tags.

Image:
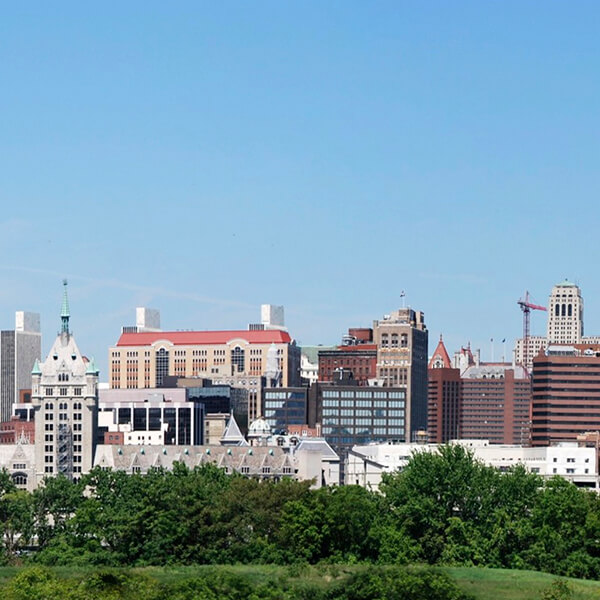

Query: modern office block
<box><xmin>0</xmin><ymin>311</ymin><xmax>41</xmax><ymax>422</ymax></box>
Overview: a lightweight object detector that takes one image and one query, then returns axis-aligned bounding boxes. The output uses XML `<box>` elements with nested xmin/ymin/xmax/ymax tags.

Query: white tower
<box><xmin>31</xmin><ymin>281</ymin><xmax>98</xmax><ymax>485</ymax></box>
<box><xmin>546</xmin><ymin>280</ymin><xmax>583</xmax><ymax>344</ymax></box>
<box><xmin>261</xmin><ymin>305</ymin><xmax>286</xmax><ymax>331</ymax></box>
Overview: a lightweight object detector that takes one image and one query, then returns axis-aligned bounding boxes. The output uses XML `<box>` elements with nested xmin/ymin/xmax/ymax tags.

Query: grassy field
<box><xmin>0</xmin><ymin>564</ymin><xmax>599</xmax><ymax>598</ymax></box>
<box><xmin>444</xmin><ymin>567</ymin><xmax>600</xmax><ymax>600</ymax></box>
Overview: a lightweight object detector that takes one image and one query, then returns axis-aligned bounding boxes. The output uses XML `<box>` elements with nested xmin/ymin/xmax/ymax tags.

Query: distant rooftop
<box><xmin>116</xmin><ymin>329</ymin><xmax>292</xmax><ymax>347</ymax></box>
<box><xmin>555</xmin><ymin>279</ymin><xmax>577</xmax><ymax>287</ymax></box>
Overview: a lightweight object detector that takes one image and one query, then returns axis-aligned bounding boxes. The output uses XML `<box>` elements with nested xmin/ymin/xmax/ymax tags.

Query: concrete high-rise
<box><xmin>373</xmin><ymin>307</ymin><xmax>428</xmax><ymax>437</ymax></box>
<box><xmin>31</xmin><ymin>282</ymin><xmax>98</xmax><ymax>484</ymax></box>
<box><xmin>514</xmin><ymin>280</ymin><xmax>593</xmax><ymax>369</ymax></box>
<box><xmin>0</xmin><ymin>311</ymin><xmax>41</xmax><ymax>422</ymax></box>
<box><xmin>547</xmin><ymin>280</ymin><xmax>583</xmax><ymax>344</ymax></box>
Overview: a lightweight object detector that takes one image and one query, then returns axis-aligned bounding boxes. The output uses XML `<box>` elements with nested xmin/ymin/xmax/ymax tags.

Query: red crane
<box><xmin>517</xmin><ymin>291</ymin><xmax>547</xmax><ymax>371</ymax></box>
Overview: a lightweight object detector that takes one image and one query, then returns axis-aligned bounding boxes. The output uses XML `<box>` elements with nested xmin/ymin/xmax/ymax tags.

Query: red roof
<box><xmin>428</xmin><ymin>335</ymin><xmax>452</xmax><ymax>369</ymax></box>
<box><xmin>116</xmin><ymin>329</ymin><xmax>292</xmax><ymax>347</ymax></box>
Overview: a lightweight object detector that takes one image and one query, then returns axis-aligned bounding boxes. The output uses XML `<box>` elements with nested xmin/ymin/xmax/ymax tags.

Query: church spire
<box><xmin>60</xmin><ymin>279</ymin><xmax>70</xmax><ymax>334</ymax></box>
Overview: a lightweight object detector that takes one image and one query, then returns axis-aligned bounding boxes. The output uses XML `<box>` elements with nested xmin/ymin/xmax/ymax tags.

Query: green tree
<box><xmin>32</xmin><ymin>475</ymin><xmax>83</xmax><ymax>551</ymax></box>
<box><xmin>0</xmin><ymin>490</ymin><xmax>34</xmax><ymax>561</ymax></box>
<box><xmin>380</xmin><ymin>444</ymin><xmax>499</xmax><ymax>564</ymax></box>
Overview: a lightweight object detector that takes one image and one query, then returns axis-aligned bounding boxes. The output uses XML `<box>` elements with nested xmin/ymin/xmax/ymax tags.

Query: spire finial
<box><xmin>61</xmin><ymin>279</ymin><xmax>70</xmax><ymax>334</ymax></box>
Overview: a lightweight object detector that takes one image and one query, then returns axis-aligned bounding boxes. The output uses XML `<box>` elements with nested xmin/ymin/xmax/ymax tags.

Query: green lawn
<box><xmin>0</xmin><ymin>564</ymin><xmax>599</xmax><ymax>599</ymax></box>
<box><xmin>444</xmin><ymin>566</ymin><xmax>600</xmax><ymax>600</ymax></box>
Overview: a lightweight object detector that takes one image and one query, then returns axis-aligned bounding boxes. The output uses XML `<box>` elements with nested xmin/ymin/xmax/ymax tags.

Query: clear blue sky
<box><xmin>0</xmin><ymin>2</ymin><xmax>598</xmax><ymax>376</ymax></box>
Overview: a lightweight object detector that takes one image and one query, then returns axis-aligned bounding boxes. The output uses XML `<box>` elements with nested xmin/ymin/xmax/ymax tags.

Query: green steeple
<box><xmin>86</xmin><ymin>357</ymin><xmax>99</xmax><ymax>375</ymax></box>
<box><xmin>61</xmin><ymin>279</ymin><xmax>70</xmax><ymax>334</ymax></box>
<box><xmin>31</xmin><ymin>358</ymin><xmax>41</xmax><ymax>376</ymax></box>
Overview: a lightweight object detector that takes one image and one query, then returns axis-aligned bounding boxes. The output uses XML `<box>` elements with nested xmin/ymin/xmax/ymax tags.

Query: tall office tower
<box><xmin>0</xmin><ymin>311</ymin><xmax>41</xmax><ymax>422</ymax></box>
<box><xmin>547</xmin><ymin>280</ymin><xmax>583</xmax><ymax>344</ymax></box>
<box><xmin>427</xmin><ymin>336</ymin><xmax>461</xmax><ymax>443</ymax></box>
<box><xmin>373</xmin><ymin>307</ymin><xmax>428</xmax><ymax>437</ymax></box>
<box><xmin>31</xmin><ymin>282</ymin><xmax>98</xmax><ymax>484</ymax></box>
<box><xmin>531</xmin><ymin>344</ymin><xmax>600</xmax><ymax>446</ymax></box>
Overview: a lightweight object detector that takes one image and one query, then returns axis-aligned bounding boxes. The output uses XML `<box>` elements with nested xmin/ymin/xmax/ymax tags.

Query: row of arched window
<box><xmin>554</xmin><ymin>303</ymin><xmax>574</xmax><ymax>317</ymax></box>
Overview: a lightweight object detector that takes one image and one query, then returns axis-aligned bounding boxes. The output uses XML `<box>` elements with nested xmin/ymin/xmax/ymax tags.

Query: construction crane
<box><xmin>517</xmin><ymin>291</ymin><xmax>547</xmax><ymax>371</ymax></box>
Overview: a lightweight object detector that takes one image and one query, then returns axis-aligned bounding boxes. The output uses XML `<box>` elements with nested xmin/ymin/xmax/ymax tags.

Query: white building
<box><xmin>547</xmin><ymin>280</ymin><xmax>583</xmax><ymax>344</ymax></box>
<box><xmin>31</xmin><ymin>282</ymin><xmax>99</xmax><ymax>484</ymax></box>
<box><xmin>97</xmin><ymin>388</ymin><xmax>203</xmax><ymax>446</ymax></box>
<box><xmin>346</xmin><ymin>440</ymin><xmax>598</xmax><ymax>491</ymax></box>
<box><xmin>513</xmin><ymin>280</ymin><xmax>595</xmax><ymax>369</ymax></box>
<box><xmin>0</xmin><ymin>438</ymin><xmax>35</xmax><ymax>492</ymax></box>
<box><xmin>261</xmin><ymin>304</ymin><xmax>286</xmax><ymax>331</ymax></box>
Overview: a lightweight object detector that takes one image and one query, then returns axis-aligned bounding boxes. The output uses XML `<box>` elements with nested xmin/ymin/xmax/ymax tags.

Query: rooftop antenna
<box><xmin>400</xmin><ymin>290</ymin><xmax>406</xmax><ymax>309</ymax></box>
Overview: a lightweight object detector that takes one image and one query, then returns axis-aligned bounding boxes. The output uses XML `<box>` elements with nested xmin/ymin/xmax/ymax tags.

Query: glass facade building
<box><xmin>316</xmin><ymin>385</ymin><xmax>407</xmax><ymax>457</ymax></box>
<box><xmin>264</xmin><ymin>388</ymin><xmax>308</xmax><ymax>432</ymax></box>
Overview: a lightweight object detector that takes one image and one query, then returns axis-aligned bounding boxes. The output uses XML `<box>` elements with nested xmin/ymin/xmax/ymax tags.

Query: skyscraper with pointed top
<box><xmin>31</xmin><ymin>281</ymin><xmax>98</xmax><ymax>485</ymax></box>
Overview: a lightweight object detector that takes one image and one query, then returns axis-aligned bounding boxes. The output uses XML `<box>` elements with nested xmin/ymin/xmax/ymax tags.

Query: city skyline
<box><xmin>0</xmin><ymin>276</ymin><xmax>593</xmax><ymax>381</ymax></box>
<box><xmin>1</xmin><ymin>3</ymin><xmax>599</xmax><ymax>377</ymax></box>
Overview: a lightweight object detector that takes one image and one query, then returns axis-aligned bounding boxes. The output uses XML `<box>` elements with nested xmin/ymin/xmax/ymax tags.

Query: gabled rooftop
<box><xmin>428</xmin><ymin>335</ymin><xmax>452</xmax><ymax>369</ymax></box>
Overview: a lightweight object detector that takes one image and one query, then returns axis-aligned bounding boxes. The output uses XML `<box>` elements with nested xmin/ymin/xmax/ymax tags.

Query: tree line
<box><xmin>0</xmin><ymin>445</ymin><xmax>598</xmax><ymax>579</ymax></box>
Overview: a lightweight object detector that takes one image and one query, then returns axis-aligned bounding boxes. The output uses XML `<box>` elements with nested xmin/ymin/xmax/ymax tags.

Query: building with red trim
<box><xmin>108</xmin><ymin>328</ymin><xmax>301</xmax><ymax>420</ymax></box>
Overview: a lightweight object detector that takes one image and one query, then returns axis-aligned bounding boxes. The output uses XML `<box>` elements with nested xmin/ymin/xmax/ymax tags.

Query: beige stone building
<box><xmin>372</xmin><ymin>307</ymin><xmax>428</xmax><ymax>438</ymax></box>
<box><xmin>108</xmin><ymin>329</ymin><xmax>301</xmax><ymax>404</ymax></box>
<box><xmin>547</xmin><ymin>280</ymin><xmax>583</xmax><ymax>344</ymax></box>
